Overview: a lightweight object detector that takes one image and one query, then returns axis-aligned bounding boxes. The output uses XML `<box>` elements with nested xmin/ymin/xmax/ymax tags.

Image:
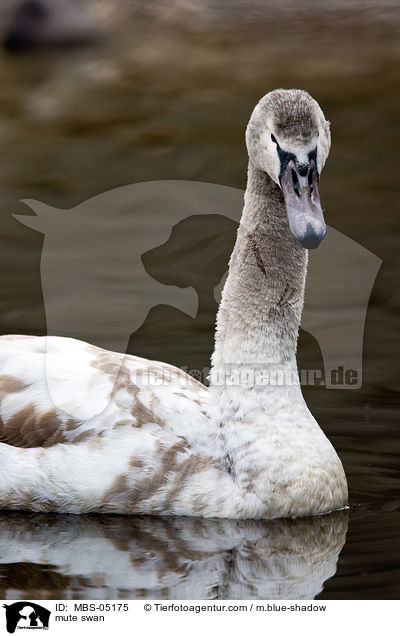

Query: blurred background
<box><xmin>0</xmin><ymin>0</ymin><xmax>398</xmax><ymax>600</ymax></box>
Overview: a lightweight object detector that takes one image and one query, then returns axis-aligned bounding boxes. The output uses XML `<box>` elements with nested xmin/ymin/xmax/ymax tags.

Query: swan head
<box><xmin>246</xmin><ymin>89</ymin><xmax>331</xmax><ymax>249</ymax></box>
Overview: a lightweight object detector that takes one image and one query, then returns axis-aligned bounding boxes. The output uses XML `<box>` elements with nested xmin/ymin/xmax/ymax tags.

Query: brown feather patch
<box><xmin>1</xmin><ymin>404</ymin><xmax>64</xmax><ymax>448</ymax></box>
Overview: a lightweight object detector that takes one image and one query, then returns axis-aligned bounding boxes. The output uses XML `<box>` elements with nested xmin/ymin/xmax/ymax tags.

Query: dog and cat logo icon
<box><xmin>3</xmin><ymin>602</ymin><xmax>50</xmax><ymax>633</ymax></box>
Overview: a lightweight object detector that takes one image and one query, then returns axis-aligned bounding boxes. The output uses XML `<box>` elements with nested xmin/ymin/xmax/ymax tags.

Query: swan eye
<box><xmin>271</xmin><ymin>134</ymin><xmax>277</xmax><ymax>144</ymax></box>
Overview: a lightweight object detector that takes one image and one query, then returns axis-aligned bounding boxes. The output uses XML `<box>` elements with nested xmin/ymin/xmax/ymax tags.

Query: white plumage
<box><xmin>0</xmin><ymin>89</ymin><xmax>348</xmax><ymax>518</ymax></box>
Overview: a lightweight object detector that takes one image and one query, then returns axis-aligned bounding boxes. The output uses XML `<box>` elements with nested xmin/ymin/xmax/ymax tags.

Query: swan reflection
<box><xmin>0</xmin><ymin>511</ymin><xmax>347</xmax><ymax>600</ymax></box>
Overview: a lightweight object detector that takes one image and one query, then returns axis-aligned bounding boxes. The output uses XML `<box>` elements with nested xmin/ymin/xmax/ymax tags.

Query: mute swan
<box><xmin>0</xmin><ymin>89</ymin><xmax>347</xmax><ymax>518</ymax></box>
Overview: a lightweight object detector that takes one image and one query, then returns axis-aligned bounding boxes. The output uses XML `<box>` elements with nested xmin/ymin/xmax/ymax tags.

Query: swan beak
<box><xmin>280</xmin><ymin>159</ymin><xmax>326</xmax><ymax>249</ymax></box>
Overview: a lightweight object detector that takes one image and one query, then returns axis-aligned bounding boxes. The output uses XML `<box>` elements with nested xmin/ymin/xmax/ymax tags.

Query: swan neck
<box><xmin>210</xmin><ymin>161</ymin><xmax>307</xmax><ymax>381</ymax></box>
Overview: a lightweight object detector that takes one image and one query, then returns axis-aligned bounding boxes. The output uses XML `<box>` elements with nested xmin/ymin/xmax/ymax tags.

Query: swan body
<box><xmin>0</xmin><ymin>89</ymin><xmax>348</xmax><ymax>518</ymax></box>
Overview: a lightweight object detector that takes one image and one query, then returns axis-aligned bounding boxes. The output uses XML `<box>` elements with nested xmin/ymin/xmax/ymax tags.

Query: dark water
<box><xmin>0</xmin><ymin>0</ymin><xmax>399</xmax><ymax>599</ymax></box>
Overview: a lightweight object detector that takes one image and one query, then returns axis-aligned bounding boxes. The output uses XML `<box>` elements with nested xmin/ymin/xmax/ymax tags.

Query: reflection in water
<box><xmin>0</xmin><ymin>511</ymin><xmax>347</xmax><ymax>600</ymax></box>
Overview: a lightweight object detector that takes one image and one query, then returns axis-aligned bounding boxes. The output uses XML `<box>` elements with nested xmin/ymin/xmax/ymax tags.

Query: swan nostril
<box><xmin>308</xmin><ymin>170</ymin><xmax>314</xmax><ymax>195</ymax></box>
<box><xmin>291</xmin><ymin>169</ymin><xmax>300</xmax><ymax>198</ymax></box>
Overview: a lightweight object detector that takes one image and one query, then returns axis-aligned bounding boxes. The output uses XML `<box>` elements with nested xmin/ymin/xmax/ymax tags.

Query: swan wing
<box><xmin>0</xmin><ymin>335</ymin><xmax>213</xmax><ymax>456</ymax></box>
